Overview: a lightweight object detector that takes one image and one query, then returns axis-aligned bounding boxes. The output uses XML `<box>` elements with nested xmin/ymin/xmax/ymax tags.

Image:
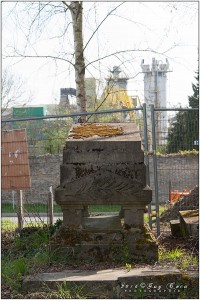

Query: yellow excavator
<box><xmin>102</xmin><ymin>87</ymin><xmax>140</xmax><ymax>121</ymax></box>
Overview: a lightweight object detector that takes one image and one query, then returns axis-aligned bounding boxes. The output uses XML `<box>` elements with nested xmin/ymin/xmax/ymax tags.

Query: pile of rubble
<box><xmin>160</xmin><ymin>186</ymin><xmax>199</xmax><ymax>222</ymax></box>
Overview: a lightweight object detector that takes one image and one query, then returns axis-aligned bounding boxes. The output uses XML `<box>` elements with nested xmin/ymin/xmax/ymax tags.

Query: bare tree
<box><xmin>3</xmin><ymin>1</ymin><xmax>180</xmax><ymax>116</ymax></box>
<box><xmin>62</xmin><ymin>2</ymin><xmax>86</xmax><ymax>114</ymax></box>
<box><xmin>1</xmin><ymin>68</ymin><xmax>32</xmax><ymax>117</ymax></box>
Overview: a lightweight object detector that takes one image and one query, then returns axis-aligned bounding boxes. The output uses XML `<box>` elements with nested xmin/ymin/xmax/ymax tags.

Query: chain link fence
<box><xmin>1</xmin><ymin>108</ymin><xmax>145</xmax><ymax>228</ymax></box>
<box><xmin>1</xmin><ymin>106</ymin><xmax>199</xmax><ymax>236</ymax></box>
<box><xmin>149</xmin><ymin>105</ymin><xmax>199</xmax><ymax>235</ymax></box>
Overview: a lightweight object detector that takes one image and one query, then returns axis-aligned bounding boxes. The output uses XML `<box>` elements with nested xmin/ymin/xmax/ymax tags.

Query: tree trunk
<box><xmin>69</xmin><ymin>2</ymin><xmax>87</xmax><ymax>117</ymax></box>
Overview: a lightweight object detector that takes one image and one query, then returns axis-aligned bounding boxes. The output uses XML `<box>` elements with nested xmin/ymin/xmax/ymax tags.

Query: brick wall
<box><xmin>2</xmin><ymin>154</ymin><xmax>198</xmax><ymax>205</ymax></box>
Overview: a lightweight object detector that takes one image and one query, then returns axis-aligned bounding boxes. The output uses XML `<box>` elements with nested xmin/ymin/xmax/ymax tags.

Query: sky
<box><xmin>2</xmin><ymin>1</ymin><xmax>199</xmax><ymax>109</ymax></box>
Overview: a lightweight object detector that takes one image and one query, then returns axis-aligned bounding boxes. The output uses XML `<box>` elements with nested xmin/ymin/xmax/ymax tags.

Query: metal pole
<box><xmin>1</xmin><ymin>107</ymin><xmax>143</xmax><ymax>123</ymax></box>
<box><xmin>169</xmin><ymin>180</ymin><xmax>171</xmax><ymax>204</ymax></box>
<box><xmin>150</xmin><ymin>104</ymin><xmax>160</xmax><ymax>237</ymax></box>
<box><xmin>17</xmin><ymin>190</ymin><xmax>24</xmax><ymax>230</ymax></box>
<box><xmin>142</xmin><ymin>103</ymin><xmax>152</xmax><ymax>229</ymax></box>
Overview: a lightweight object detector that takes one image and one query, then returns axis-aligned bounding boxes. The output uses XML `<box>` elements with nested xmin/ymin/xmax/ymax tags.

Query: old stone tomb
<box><xmin>54</xmin><ymin>123</ymin><xmax>158</xmax><ymax>262</ymax></box>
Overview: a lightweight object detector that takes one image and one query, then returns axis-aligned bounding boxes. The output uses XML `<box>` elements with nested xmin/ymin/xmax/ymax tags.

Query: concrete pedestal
<box><xmin>54</xmin><ymin>123</ymin><xmax>157</xmax><ymax>262</ymax></box>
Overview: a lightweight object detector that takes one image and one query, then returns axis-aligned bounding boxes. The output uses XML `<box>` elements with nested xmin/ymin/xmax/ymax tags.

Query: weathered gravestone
<box><xmin>53</xmin><ymin>123</ymin><xmax>158</xmax><ymax>262</ymax></box>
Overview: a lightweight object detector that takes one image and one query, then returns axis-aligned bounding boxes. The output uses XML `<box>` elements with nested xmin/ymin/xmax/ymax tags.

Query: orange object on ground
<box><xmin>170</xmin><ymin>189</ymin><xmax>191</xmax><ymax>203</ymax></box>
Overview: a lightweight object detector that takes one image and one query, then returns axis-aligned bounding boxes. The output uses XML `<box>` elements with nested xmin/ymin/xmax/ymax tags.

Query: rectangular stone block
<box><xmin>170</xmin><ymin>219</ymin><xmax>182</xmax><ymax>237</ymax></box>
<box><xmin>64</xmin><ymin>140</ymin><xmax>142</xmax><ymax>153</ymax></box>
<box><xmin>63</xmin><ymin>149</ymin><xmax>144</xmax><ymax>164</ymax></box>
<box><xmin>62</xmin><ymin>207</ymin><xmax>83</xmax><ymax>227</ymax></box>
<box><xmin>55</xmin><ymin>122</ymin><xmax>153</xmax><ymax>231</ymax></box>
<box><xmin>179</xmin><ymin>210</ymin><xmax>199</xmax><ymax>237</ymax></box>
<box><xmin>123</xmin><ymin>207</ymin><xmax>145</xmax><ymax>227</ymax></box>
<box><xmin>55</xmin><ymin>186</ymin><xmax>152</xmax><ymax>206</ymax></box>
<box><xmin>60</xmin><ymin>163</ymin><xmax>146</xmax><ymax>186</ymax></box>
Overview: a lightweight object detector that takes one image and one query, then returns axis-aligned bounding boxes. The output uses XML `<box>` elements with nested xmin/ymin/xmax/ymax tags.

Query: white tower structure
<box><xmin>141</xmin><ymin>58</ymin><xmax>170</xmax><ymax>144</ymax></box>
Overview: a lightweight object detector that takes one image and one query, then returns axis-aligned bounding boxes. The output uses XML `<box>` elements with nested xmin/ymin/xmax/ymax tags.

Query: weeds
<box><xmin>2</xmin><ymin>257</ymin><xmax>28</xmax><ymax>293</ymax></box>
<box><xmin>46</xmin><ymin>282</ymin><xmax>93</xmax><ymax>299</ymax></box>
<box><xmin>159</xmin><ymin>247</ymin><xmax>199</xmax><ymax>270</ymax></box>
<box><xmin>125</xmin><ymin>263</ymin><xmax>132</xmax><ymax>272</ymax></box>
<box><xmin>1</xmin><ymin>219</ymin><xmax>17</xmax><ymax>231</ymax></box>
<box><xmin>1</xmin><ymin>221</ymin><xmax>198</xmax><ymax>299</ymax></box>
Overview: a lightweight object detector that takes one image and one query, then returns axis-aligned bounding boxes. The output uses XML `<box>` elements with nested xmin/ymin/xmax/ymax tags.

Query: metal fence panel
<box><xmin>150</xmin><ymin>105</ymin><xmax>199</xmax><ymax>236</ymax></box>
<box><xmin>2</xmin><ymin>105</ymin><xmax>198</xmax><ymax>235</ymax></box>
<box><xmin>1</xmin><ymin>108</ymin><xmax>145</xmax><ymax>227</ymax></box>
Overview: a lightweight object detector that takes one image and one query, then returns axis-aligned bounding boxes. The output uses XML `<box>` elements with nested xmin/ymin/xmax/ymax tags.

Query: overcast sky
<box><xmin>2</xmin><ymin>1</ymin><xmax>198</xmax><ymax>108</ymax></box>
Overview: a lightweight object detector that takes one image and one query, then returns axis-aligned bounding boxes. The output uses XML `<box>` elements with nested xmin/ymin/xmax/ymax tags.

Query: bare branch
<box><xmin>85</xmin><ymin>46</ymin><xmax>177</xmax><ymax>68</ymax></box>
<box><xmin>83</xmin><ymin>2</ymin><xmax>125</xmax><ymax>53</ymax></box>
<box><xmin>1</xmin><ymin>68</ymin><xmax>32</xmax><ymax>114</ymax></box>
<box><xmin>62</xmin><ymin>1</ymin><xmax>71</xmax><ymax>11</ymax></box>
<box><xmin>4</xmin><ymin>53</ymin><xmax>75</xmax><ymax>68</ymax></box>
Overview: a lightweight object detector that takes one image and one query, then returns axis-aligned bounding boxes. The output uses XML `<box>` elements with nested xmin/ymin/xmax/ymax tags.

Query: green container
<box><xmin>13</xmin><ymin>107</ymin><xmax>47</xmax><ymax>118</ymax></box>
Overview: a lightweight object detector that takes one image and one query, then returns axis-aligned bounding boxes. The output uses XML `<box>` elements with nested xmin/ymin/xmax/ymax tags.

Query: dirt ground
<box><xmin>160</xmin><ymin>186</ymin><xmax>199</xmax><ymax>222</ymax></box>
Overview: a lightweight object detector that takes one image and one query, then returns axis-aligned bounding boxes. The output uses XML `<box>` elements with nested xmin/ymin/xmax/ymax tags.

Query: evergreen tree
<box><xmin>189</xmin><ymin>70</ymin><xmax>199</xmax><ymax>108</ymax></box>
<box><xmin>167</xmin><ymin>70</ymin><xmax>199</xmax><ymax>153</ymax></box>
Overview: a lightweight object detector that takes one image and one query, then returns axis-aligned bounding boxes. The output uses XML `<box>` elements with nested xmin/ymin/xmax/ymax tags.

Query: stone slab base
<box><xmin>22</xmin><ymin>267</ymin><xmax>199</xmax><ymax>298</ymax></box>
<box><xmin>49</xmin><ymin>220</ymin><xmax>158</xmax><ymax>263</ymax></box>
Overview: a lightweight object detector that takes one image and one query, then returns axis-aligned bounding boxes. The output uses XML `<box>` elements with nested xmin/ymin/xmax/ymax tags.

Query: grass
<box><xmin>1</xmin><ymin>203</ymin><xmax>62</xmax><ymax>214</ymax></box>
<box><xmin>2</xmin><ymin>257</ymin><xmax>28</xmax><ymax>292</ymax></box>
<box><xmin>144</xmin><ymin>204</ymin><xmax>169</xmax><ymax>223</ymax></box>
<box><xmin>2</xmin><ymin>203</ymin><xmax>121</xmax><ymax>214</ymax></box>
<box><xmin>89</xmin><ymin>205</ymin><xmax>121</xmax><ymax>212</ymax></box>
<box><xmin>159</xmin><ymin>247</ymin><xmax>198</xmax><ymax>271</ymax></box>
<box><xmin>47</xmin><ymin>282</ymin><xmax>93</xmax><ymax>299</ymax></box>
<box><xmin>1</xmin><ymin>219</ymin><xmax>18</xmax><ymax>230</ymax></box>
<box><xmin>2</xmin><ymin>224</ymin><xmax>53</xmax><ymax>293</ymax></box>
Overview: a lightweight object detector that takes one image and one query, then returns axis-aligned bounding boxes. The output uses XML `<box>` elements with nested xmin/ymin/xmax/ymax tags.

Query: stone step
<box><xmin>22</xmin><ymin>267</ymin><xmax>198</xmax><ymax>298</ymax></box>
<box><xmin>179</xmin><ymin>210</ymin><xmax>199</xmax><ymax>237</ymax></box>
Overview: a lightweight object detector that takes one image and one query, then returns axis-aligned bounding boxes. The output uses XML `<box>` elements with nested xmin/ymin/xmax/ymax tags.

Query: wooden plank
<box><xmin>2</xmin><ymin>141</ymin><xmax>28</xmax><ymax>154</ymax></box>
<box><xmin>1</xmin><ymin>129</ymin><xmax>31</xmax><ymax>191</ymax></box>
<box><xmin>48</xmin><ymin>187</ymin><xmax>54</xmax><ymax>225</ymax></box>
<box><xmin>2</xmin><ymin>176</ymin><xmax>31</xmax><ymax>190</ymax></box>
<box><xmin>1</xmin><ymin>153</ymin><xmax>30</xmax><ymax>166</ymax></box>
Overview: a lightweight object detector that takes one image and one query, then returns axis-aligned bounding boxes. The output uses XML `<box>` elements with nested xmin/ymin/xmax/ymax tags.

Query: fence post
<box><xmin>142</xmin><ymin>103</ymin><xmax>152</xmax><ymax>229</ymax></box>
<box><xmin>169</xmin><ymin>180</ymin><xmax>171</xmax><ymax>203</ymax></box>
<box><xmin>48</xmin><ymin>186</ymin><xmax>54</xmax><ymax>225</ymax></box>
<box><xmin>17</xmin><ymin>189</ymin><xmax>24</xmax><ymax>230</ymax></box>
<box><xmin>150</xmin><ymin>104</ymin><xmax>160</xmax><ymax>237</ymax></box>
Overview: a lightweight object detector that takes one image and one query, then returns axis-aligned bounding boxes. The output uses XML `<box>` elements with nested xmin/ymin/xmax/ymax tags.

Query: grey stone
<box><xmin>83</xmin><ymin>215</ymin><xmax>122</xmax><ymax>231</ymax></box>
<box><xmin>55</xmin><ymin>173</ymin><xmax>152</xmax><ymax>206</ymax></box>
<box><xmin>54</xmin><ymin>123</ymin><xmax>157</xmax><ymax>263</ymax></box>
<box><xmin>64</xmin><ymin>140</ymin><xmax>142</xmax><ymax>152</ymax></box>
<box><xmin>60</xmin><ymin>163</ymin><xmax>146</xmax><ymax>185</ymax></box>
<box><xmin>123</xmin><ymin>206</ymin><xmax>145</xmax><ymax>227</ymax></box>
<box><xmin>62</xmin><ymin>207</ymin><xmax>83</xmax><ymax>227</ymax></box>
<box><xmin>170</xmin><ymin>219</ymin><xmax>182</xmax><ymax>237</ymax></box>
<box><xmin>22</xmin><ymin>266</ymin><xmax>182</xmax><ymax>294</ymax></box>
<box><xmin>63</xmin><ymin>150</ymin><xmax>144</xmax><ymax>163</ymax></box>
<box><xmin>179</xmin><ymin>210</ymin><xmax>199</xmax><ymax>237</ymax></box>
